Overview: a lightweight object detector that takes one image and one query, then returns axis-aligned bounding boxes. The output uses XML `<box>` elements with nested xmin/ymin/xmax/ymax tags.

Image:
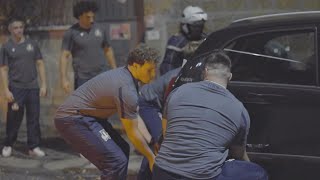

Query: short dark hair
<box><xmin>204</xmin><ymin>50</ymin><xmax>232</xmax><ymax>79</ymax></box>
<box><xmin>127</xmin><ymin>44</ymin><xmax>160</xmax><ymax>65</ymax></box>
<box><xmin>73</xmin><ymin>1</ymin><xmax>98</xmax><ymax>19</ymax></box>
<box><xmin>205</xmin><ymin>50</ymin><xmax>231</xmax><ymax>70</ymax></box>
<box><xmin>7</xmin><ymin>17</ymin><xmax>25</xmax><ymax>27</ymax></box>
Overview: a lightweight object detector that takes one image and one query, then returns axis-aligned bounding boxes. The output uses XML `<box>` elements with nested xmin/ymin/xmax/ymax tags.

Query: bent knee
<box><xmin>117</xmin><ymin>154</ymin><xmax>129</xmax><ymax>169</ymax></box>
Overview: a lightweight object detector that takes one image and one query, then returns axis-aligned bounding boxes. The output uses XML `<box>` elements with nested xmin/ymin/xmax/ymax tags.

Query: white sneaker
<box><xmin>29</xmin><ymin>147</ymin><xmax>46</xmax><ymax>157</ymax></box>
<box><xmin>2</xmin><ymin>146</ymin><xmax>12</xmax><ymax>157</ymax></box>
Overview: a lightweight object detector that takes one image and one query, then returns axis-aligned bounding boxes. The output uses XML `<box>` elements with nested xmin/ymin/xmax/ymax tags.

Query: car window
<box><xmin>224</xmin><ymin>30</ymin><xmax>316</xmax><ymax>85</ymax></box>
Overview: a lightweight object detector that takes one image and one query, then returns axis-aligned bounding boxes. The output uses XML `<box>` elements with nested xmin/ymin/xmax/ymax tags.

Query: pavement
<box><xmin>0</xmin><ymin>137</ymin><xmax>143</xmax><ymax>180</ymax></box>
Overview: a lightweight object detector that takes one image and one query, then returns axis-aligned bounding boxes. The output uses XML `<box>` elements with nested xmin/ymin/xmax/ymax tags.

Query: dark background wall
<box><xmin>0</xmin><ymin>0</ymin><xmax>319</xmax><ymax>137</ymax></box>
<box><xmin>0</xmin><ymin>0</ymin><xmax>144</xmax><ymax>136</ymax></box>
<box><xmin>144</xmin><ymin>0</ymin><xmax>320</xmax><ymax>57</ymax></box>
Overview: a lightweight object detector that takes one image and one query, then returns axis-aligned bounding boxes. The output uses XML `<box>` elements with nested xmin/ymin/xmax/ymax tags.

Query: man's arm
<box><xmin>162</xmin><ymin>87</ymin><xmax>174</xmax><ymax>137</ymax></box>
<box><xmin>137</xmin><ymin>115</ymin><xmax>152</xmax><ymax>143</ymax></box>
<box><xmin>104</xmin><ymin>47</ymin><xmax>117</xmax><ymax>69</ymax></box>
<box><xmin>121</xmin><ymin>118</ymin><xmax>155</xmax><ymax>170</ymax></box>
<box><xmin>229</xmin><ymin>109</ymin><xmax>251</xmax><ymax>161</ymax></box>
<box><xmin>36</xmin><ymin>60</ymin><xmax>47</xmax><ymax>97</ymax></box>
<box><xmin>0</xmin><ymin>66</ymin><xmax>14</xmax><ymax>102</ymax></box>
<box><xmin>159</xmin><ymin>35</ymin><xmax>185</xmax><ymax>75</ymax></box>
<box><xmin>162</xmin><ymin>118</ymin><xmax>167</xmax><ymax>137</ymax></box>
<box><xmin>59</xmin><ymin>50</ymin><xmax>72</xmax><ymax>93</ymax></box>
<box><xmin>229</xmin><ymin>145</ymin><xmax>250</xmax><ymax>161</ymax></box>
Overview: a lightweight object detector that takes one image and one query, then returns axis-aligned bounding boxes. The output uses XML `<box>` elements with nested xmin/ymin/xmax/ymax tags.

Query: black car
<box><xmin>174</xmin><ymin>11</ymin><xmax>320</xmax><ymax>180</ymax></box>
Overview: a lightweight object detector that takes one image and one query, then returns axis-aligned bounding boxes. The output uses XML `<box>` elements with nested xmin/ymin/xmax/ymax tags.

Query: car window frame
<box><xmin>220</xmin><ymin>26</ymin><xmax>319</xmax><ymax>86</ymax></box>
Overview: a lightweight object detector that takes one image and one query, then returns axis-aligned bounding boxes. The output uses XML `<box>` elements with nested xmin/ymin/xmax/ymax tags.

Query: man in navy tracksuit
<box><xmin>137</xmin><ymin>6</ymin><xmax>208</xmax><ymax>179</ymax></box>
<box><xmin>137</xmin><ymin>67</ymin><xmax>181</xmax><ymax>180</ymax></box>
<box><xmin>0</xmin><ymin>18</ymin><xmax>47</xmax><ymax>157</ymax></box>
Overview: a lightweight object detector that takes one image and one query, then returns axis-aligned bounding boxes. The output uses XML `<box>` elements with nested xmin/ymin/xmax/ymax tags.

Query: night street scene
<box><xmin>0</xmin><ymin>0</ymin><xmax>320</xmax><ymax>179</ymax></box>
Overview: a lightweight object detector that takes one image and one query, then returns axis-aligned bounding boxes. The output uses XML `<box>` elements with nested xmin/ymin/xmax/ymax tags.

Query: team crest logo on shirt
<box><xmin>80</xmin><ymin>32</ymin><xmax>84</xmax><ymax>37</ymax></box>
<box><xmin>12</xmin><ymin>48</ymin><xmax>15</xmax><ymax>52</ymax></box>
<box><xmin>26</xmin><ymin>44</ymin><xmax>34</xmax><ymax>52</ymax></box>
<box><xmin>95</xmin><ymin>29</ymin><xmax>102</xmax><ymax>37</ymax></box>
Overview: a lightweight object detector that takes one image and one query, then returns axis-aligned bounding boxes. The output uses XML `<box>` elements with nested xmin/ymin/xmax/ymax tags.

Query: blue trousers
<box><xmin>4</xmin><ymin>87</ymin><xmax>41</xmax><ymax>149</ymax></box>
<box><xmin>152</xmin><ymin>160</ymin><xmax>268</xmax><ymax>180</ymax></box>
<box><xmin>138</xmin><ymin>97</ymin><xmax>162</xmax><ymax>143</ymax></box>
<box><xmin>55</xmin><ymin>116</ymin><xmax>130</xmax><ymax>180</ymax></box>
<box><xmin>138</xmin><ymin>97</ymin><xmax>162</xmax><ymax>180</ymax></box>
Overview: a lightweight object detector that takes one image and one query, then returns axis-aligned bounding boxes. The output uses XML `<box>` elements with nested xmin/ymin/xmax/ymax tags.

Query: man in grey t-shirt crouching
<box><xmin>55</xmin><ymin>44</ymin><xmax>159</xmax><ymax>180</ymax></box>
<box><xmin>153</xmin><ymin>50</ymin><xmax>268</xmax><ymax>180</ymax></box>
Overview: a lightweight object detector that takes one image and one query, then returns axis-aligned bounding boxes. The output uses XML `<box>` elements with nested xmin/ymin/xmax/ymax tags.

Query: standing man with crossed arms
<box><xmin>60</xmin><ymin>1</ymin><xmax>117</xmax><ymax>92</ymax></box>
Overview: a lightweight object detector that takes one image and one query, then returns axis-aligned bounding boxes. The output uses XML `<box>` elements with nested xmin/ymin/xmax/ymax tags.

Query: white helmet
<box><xmin>181</xmin><ymin>6</ymin><xmax>208</xmax><ymax>24</ymax></box>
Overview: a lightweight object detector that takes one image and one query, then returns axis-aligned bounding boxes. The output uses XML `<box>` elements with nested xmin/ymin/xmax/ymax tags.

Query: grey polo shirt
<box><xmin>155</xmin><ymin>81</ymin><xmax>250</xmax><ymax>179</ymax></box>
<box><xmin>62</xmin><ymin>23</ymin><xmax>110</xmax><ymax>80</ymax></box>
<box><xmin>139</xmin><ymin>67</ymin><xmax>181</xmax><ymax>109</ymax></box>
<box><xmin>0</xmin><ymin>38</ymin><xmax>43</xmax><ymax>89</ymax></box>
<box><xmin>55</xmin><ymin>67</ymin><xmax>139</xmax><ymax>120</ymax></box>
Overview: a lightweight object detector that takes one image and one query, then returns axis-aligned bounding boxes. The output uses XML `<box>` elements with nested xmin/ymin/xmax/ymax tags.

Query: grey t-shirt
<box><xmin>55</xmin><ymin>67</ymin><xmax>139</xmax><ymax>120</ymax></box>
<box><xmin>0</xmin><ymin>38</ymin><xmax>42</xmax><ymax>89</ymax></box>
<box><xmin>156</xmin><ymin>81</ymin><xmax>250</xmax><ymax>179</ymax></box>
<box><xmin>62</xmin><ymin>23</ymin><xmax>110</xmax><ymax>80</ymax></box>
<box><xmin>139</xmin><ymin>67</ymin><xmax>181</xmax><ymax>109</ymax></box>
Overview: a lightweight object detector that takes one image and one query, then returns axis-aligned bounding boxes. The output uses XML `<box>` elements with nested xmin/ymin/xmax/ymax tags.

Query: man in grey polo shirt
<box><xmin>153</xmin><ymin>51</ymin><xmax>268</xmax><ymax>180</ymax></box>
<box><xmin>55</xmin><ymin>44</ymin><xmax>158</xmax><ymax>180</ymax></box>
<box><xmin>59</xmin><ymin>1</ymin><xmax>117</xmax><ymax>93</ymax></box>
<box><xmin>139</xmin><ymin>67</ymin><xmax>181</xmax><ymax>141</ymax></box>
<box><xmin>137</xmin><ymin>67</ymin><xmax>181</xmax><ymax>180</ymax></box>
<box><xmin>0</xmin><ymin>18</ymin><xmax>47</xmax><ymax>157</ymax></box>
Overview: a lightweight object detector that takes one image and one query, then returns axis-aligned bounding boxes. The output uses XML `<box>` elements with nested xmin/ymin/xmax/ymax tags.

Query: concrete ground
<box><xmin>0</xmin><ymin>137</ymin><xmax>143</xmax><ymax>180</ymax></box>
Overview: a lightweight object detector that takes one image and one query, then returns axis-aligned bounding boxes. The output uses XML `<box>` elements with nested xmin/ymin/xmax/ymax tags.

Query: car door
<box><xmin>224</xmin><ymin>27</ymin><xmax>320</xmax><ymax>180</ymax></box>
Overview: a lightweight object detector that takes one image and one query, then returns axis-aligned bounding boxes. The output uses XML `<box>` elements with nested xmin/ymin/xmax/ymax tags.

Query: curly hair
<box><xmin>127</xmin><ymin>44</ymin><xmax>160</xmax><ymax>65</ymax></box>
<box><xmin>73</xmin><ymin>1</ymin><xmax>98</xmax><ymax>19</ymax></box>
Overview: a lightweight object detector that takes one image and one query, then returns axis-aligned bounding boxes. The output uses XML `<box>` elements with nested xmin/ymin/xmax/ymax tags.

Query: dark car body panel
<box><xmin>173</xmin><ymin>12</ymin><xmax>320</xmax><ymax>180</ymax></box>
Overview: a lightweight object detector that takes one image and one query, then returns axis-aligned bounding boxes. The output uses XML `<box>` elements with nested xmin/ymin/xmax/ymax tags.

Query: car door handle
<box><xmin>247</xmin><ymin>144</ymin><xmax>270</xmax><ymax>149</ymax></box>
<box><xmin>248</xmin><ymin>92</ymin><xmax>286</xmax><ymax>98</ymax></box>
<box><xmin>243</xmin><ymin>93</ymin><xmax>272</xmax><ymax>104</ymax></box>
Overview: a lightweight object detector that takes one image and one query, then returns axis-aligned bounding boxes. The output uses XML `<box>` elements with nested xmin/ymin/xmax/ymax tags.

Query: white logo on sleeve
<box><xmin>12</xmin><ymin>48</ymin><xmax>15</xmax><ymax>52</ymax></box>
<box><xmin>99</xmin><ymin>129</ymin><xmax>111</xmax><ymax>142</ymax></box>
<box><xmin>80</xmin><ymin>32</ymin><xmax>84</xmax><ymax>37</ymax></box>
<box><xmin>26</xmin><ymin>44</ymin><xmax>34</xmax><ymax>52</ymax></box>
<box><xmin>95</xmin><ymin>29</ymin><xmax>102</xmax><ymax>37</ymax></box>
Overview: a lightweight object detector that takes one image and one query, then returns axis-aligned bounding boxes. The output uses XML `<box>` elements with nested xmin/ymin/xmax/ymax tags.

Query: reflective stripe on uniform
<box><xmin>167</xmin><ymin>45</ymin><xmax>183</xmax><ymax>52</ymax></box>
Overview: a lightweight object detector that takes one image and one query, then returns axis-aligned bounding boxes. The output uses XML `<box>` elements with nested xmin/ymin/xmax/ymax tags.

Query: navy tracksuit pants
<box><xmin>4</xmin><ymin>86</ymin><xmax>41</xmax><ymax>149</ymax></box>
<box><xmin>55</xmin><ymin>116</ymin><xmax>130</xmax><ymax>180</ymax></box>
<box><xmin>152</xmin><ymin>160</ymin><xmax>269</xmax><ymax>180</ymax></box>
